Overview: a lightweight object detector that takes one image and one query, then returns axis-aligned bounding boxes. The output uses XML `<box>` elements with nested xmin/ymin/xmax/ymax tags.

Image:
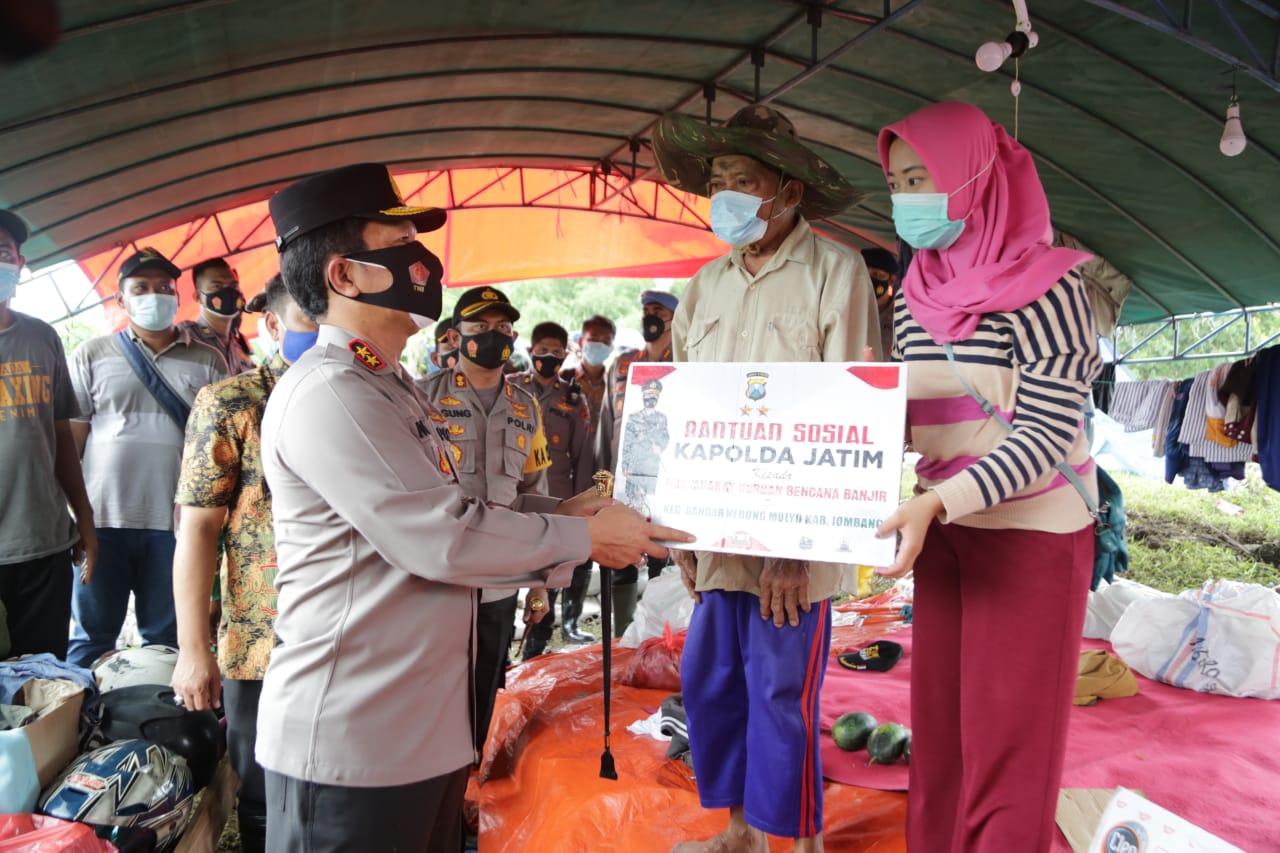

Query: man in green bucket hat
<box><xmin>656</xmin><ymin>104</ymin><xmax>882</xmax><ymax>853</ymax></box>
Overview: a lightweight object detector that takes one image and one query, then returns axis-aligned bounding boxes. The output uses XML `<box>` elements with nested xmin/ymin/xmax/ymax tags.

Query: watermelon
<box><xmin>831</xmin><ymin>712</ymin><xmax>878</xmax><ymax>751</ymax></box>
<box><xmin>867</xmin><ymin>722</ymin><xmax>910</xmax><ymax>764</ymax></box>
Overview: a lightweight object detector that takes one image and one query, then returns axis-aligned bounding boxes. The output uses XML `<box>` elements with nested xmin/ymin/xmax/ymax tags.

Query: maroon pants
<box><xmin>907</xmin><ymin>521</ymin><xmax>1093</xmax><ymax>853</ymax></box>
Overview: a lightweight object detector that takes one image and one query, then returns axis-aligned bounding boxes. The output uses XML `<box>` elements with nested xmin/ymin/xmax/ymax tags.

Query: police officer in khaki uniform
<box><xmin>595</xmin><ymin>289</ymin><xmax>678</xmax><ymax>636</ymax></box>
<box><xmin>417</xmin><ymin>285</ymin><xmax>554</xmax><ymax>752</ymax></box>
<box><xmin>511</xmin><ymin>321</ymin><xmax>596</xmax><ymax>656</ymax></box>
<box><xmin>257</xmin><ymin>163</ymin><xmax>690</xmax><ymax>853</ymax></box>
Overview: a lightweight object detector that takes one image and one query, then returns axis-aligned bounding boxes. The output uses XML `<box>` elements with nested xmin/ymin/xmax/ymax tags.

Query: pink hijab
<box><xmin>877</xmin><ymin>102</ymin><xmax>1091</xmax><ymax>343</ymax></box>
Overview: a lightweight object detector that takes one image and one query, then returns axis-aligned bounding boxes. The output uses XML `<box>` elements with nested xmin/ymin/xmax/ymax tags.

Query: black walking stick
<box><xmin>593</xmin><ymin>471</ymin><xmax>619</xmax><ymax>780</ymax></box>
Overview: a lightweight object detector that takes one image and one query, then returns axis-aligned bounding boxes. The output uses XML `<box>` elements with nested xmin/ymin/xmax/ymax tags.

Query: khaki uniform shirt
<box><xmin>417</xmin><ymin>366</ymin><xmax>553</xmax><ymax>603</ymax></box>
<box><xmin>509</xmin><ymin>372</ymin><xmax>595</xmax><ymax>500</ymax></box>
<box><xmin>672</xmin><ymin>217</ymin><xmax>882</xmax><ymax>603</ymax></box>
<box><xmin>256</xmin><ymin>326</ymin><xmax>588</xmax><ymax>786</ymax></box>
<box><xmin>177</xmin><ymin>317</ymin><xmax>255</xmax><ymax>375</ymax></box>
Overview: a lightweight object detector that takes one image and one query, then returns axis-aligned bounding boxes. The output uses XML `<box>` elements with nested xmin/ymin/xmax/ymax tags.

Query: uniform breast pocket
<box><xmin>451</xmin><ymin>437</ymin><xmax>479</xmax><ymax>476</ymax></box>
<box><xmin>502</xmin><ymin>426</ymin><xmax>536</xmax><ymax>481</ymax></box>
<box><xmin>768</xmin><ymin>314</ymin><xmax>821</xmax><ymax>361</ymax></box>
<box><xmin>684</xmin><ymin>316</ymin><xmax>721</xmax><ymax>359</ymax></box>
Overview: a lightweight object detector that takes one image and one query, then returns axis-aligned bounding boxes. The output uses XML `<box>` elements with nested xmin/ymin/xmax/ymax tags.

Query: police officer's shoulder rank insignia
<box><xmin>453</xmin><ymin>372</ymin><xmax>467</xmax><ymax>388</ymax></box>
<box><xmin>504</xmin><ymin>383</ymin><xmax>514</xmax><ymax>399</ymax></box>
<box><xmin>348</xmin><ymin>339</ymin><xmax>387</xmax><ymax>372</ymax></box>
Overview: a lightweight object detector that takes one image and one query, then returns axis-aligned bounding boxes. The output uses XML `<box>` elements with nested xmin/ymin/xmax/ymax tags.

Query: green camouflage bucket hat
<box><xmin>652</xmin><ymin>105</ymin><xmax>863</xmax><ymax>221</ymax></box>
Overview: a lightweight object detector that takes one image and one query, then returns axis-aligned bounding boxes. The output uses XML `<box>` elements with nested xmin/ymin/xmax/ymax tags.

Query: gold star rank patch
<box><xmin>348</xmin><ymin>339</ymin><xmax>386</xmax><ymax>372</ymax></box>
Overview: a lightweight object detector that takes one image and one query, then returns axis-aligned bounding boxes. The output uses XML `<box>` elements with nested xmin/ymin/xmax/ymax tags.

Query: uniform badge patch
<box><xmin>450</xmin><ymin>443</ymin><xmax>463</xmax><ymax>463</ymax></box>
<box><xmin>348</xmin><ymin>339</ymin><xmax>386</xmax><ymax>372</ymax></box>
<box><xmin>511</xmin><ymin>402</ymin><xmax>532</xmax><ymax>419</ymax></box>
<box><xmin>439</xmin><ymin>396</ymin><xmax>463</xmax><ymax>406</ymax></box>
<box><xmin>448</xmin><ymin>424</ymin><xmax>466</xmax><ymax>437</ymax></box>
<box><xmin>517</xmin><ymin>433</ymin><xmax>528</xmax><ymax>450</ymax></box>
<box><xmin>454</xmin><ymin>372</ymin><xmax>467</xmax><ymax>388</ymax></box>
<box><xmin>551</xmin><ymin>434</ymin><xmax>562</xmax><ymax>446</ymax></box>
<box><xmin>429</xmin><ymin>410</ymin><xmax>448</xmax><ymax>423</ymax></box>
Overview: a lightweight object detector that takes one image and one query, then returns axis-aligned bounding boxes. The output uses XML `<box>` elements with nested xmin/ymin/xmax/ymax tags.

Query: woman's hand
<box><xmin>875</xmin><ymin>490</ymin><xmax>944</xmax><ymax>578</ymax></box>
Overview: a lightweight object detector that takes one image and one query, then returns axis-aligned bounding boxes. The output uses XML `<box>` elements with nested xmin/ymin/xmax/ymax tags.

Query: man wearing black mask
<box><xmin>416</xmin><ymin>286</ymin><xmax>556</xmax><ymax>754</ymax></box>
<box><xmin>595</xmin><ymin>289</ymin><xmax>678</xmax><ymax>636</ymax></box>
<box><xmin>511</xmin><ymin>321</ymin><xmax>596</xmax><ymax>655</ymax></box>
<box><xmin>180</xmin><ymin>257</ymin><xmax>255</xmax><ymax>374</ymax></box>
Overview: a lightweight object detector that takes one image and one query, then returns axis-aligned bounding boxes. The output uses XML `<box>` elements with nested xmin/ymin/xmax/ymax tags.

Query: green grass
<box><xmin>1112</xmin><ymin>469</ymin><xmax>1280</xmax><ymax>594</ymax></box>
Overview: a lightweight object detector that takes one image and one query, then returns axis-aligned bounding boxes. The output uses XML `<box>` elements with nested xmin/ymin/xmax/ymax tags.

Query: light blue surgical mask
<box><xmin>581</xmin><ymin>341</ymin><xmax>612</xmax><ymax>367</ymax></box>
<box><xmin>0</xmin><ymin>262</ymin><xmax>19</xmax><ymax>302</ymax></box>
<box><xmin>281</xmin><ymin>328</ymin><xmax>319</xmax><ymax>363</ymax></box>
<box><xmin>890</xmin><ymin>153</ymin><xmax>996</xmax><ymax>251</ymax></box>
<box><xmin>126</xmin><ymin>293</ymin><xmax>179</xmax><ymax>331</ymax></box>
<box><xmin>891</xmin><ymin>193</ymin><xmax>965</xmax><ymax>251</ymax></box>
<box><xmin>710</xmin><ymin>186</ymin><xmax>791</xmax><ymax>248</ymax></box>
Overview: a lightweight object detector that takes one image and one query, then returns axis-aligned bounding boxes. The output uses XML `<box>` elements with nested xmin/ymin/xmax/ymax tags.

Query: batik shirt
<box><xmin>174</xmin><ymin>354</ymin><xmax>286</xmax><ymax>679</ymax></box>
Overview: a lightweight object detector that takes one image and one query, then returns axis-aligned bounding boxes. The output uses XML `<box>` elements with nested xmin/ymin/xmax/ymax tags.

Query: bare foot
<box><xmin>670</xmin><ymin>825</ymin><xmax>769</xmax><ymax>853</ymax></box>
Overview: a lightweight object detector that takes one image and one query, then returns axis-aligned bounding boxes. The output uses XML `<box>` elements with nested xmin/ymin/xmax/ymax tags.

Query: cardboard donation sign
<box><xmin>614</xmin><ymin>361</ymin><xmax>907</xmax><ymax>565</ymax></box>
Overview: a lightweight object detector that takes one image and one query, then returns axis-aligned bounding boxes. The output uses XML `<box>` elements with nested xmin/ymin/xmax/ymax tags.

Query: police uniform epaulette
<box><xmin>347</xmin><ymin>338</ymin><xmax>389</xmax><ymax>373</ymax></box>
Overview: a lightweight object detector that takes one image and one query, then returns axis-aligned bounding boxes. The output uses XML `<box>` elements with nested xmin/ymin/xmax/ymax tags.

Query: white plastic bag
<box><xmin>619</xmin><ymin>568</ymin><xmax>696</xmax><ymax>648</ymax></box>
<box><xmin>1111</xmin><ymin>579</ymin><xmax>1280</xmax><ymax>699</ymax></box>
<box><xmin>1083</xmin><ymin>577</ymin><xmax>1173</xmax><ymax>640</ymax></box>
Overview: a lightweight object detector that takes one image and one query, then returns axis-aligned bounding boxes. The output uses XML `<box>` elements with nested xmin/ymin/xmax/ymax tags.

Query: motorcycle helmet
<box><xmin>39</xmin><ymin>739</ymin><xmax>195</xmax><ymax>851</ymax></box>
<box><xmin>94</xmin><ymin>645</ymin><xmax>180</xmax><ymax>692</ymax></box>
<box><xmin>99</xmin><ymin>685</ymin><xmax>226</xmax><ymax>789</ymax></box>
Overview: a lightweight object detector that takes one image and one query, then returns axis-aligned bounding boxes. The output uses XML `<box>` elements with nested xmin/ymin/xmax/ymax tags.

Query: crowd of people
<box><xmin>0</xmin><ymin>98</ymin><xmax>1102</xmax><ymax>853</ymax></box>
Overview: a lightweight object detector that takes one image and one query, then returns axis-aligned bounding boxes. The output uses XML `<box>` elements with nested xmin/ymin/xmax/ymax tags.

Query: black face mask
<box><xmin>437</xmin><ymin>349</ymin><xmax>459</xmax><ymax>371</ymax></box>
<box><xmin>642</xmin><ymin>314</ymin><xmax>666</xmax><ymax>343</ymax></box>
<box><xmin>531</xmin><ymin>353</ymin><xmax>565</xmax><ymax>379</ymax></box>
<box><xmin>460</xmin><ymin>330</ymin><xmax>514</xmax><ymax>370</ymax></box>
<box><xmin>341</xmin><ymin>242</ymin><xmax>443</xmax><ymax>320</ymax></box>
<box><xmin>202</xmin><ymin>287</ymin><xmax>244</xmax><ymax>317</ymax></box>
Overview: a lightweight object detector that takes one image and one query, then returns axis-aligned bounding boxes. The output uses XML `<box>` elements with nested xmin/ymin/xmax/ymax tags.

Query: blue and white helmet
<box><xmin>39</xmin><ymin>739</ymin><xmax>195</xmax><ymax>850</ymax></box>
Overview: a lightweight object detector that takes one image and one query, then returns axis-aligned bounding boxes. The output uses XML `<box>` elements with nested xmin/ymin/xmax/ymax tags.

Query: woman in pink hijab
<box><xmin>875</xmin><ymin>102</ymin><xmax>1101</xmax><ymax>852</ymax></box>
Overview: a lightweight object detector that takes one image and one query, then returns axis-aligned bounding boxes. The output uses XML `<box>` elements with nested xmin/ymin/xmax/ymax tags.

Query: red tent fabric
<box><xmin>78</xmin><ymin>167</ymin><xmax>723</xmax><ymax>338</ymax></box>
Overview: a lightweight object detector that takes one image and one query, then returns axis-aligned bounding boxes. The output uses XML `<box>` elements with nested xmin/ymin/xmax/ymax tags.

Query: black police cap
<box><xmin>269</xmin><ymin>163</ymin><xmax>447</xmax><ymax>252</ymax></box>
<box><xmin>118</xmin><ymin>247</ymin><xmax>181</xmax><ymax>282</ymax></box>
<box><xmin>453</xmin><ymin>285</ymin><xmax>521</xmax><ymax>324</ymax></box>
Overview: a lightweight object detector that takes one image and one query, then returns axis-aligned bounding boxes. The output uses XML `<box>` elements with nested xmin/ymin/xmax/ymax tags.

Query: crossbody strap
<box><xmin>115</xmin><ymin>330</ymin><xmax>191</xmax><ymax>429</ymax></box>
<box><xmin>941</xmin><ymin>343</ymin><xmax>1099</xmax><ymax>519</ymax></box>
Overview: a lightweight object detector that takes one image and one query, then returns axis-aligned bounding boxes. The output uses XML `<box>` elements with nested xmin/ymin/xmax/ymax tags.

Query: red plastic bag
<box><xmin>0</xmin><ymin>814</ymin><xmax>117</xmax><ymax>852</ymax></box>
<box><xmin>618</xmin><ymin>624</ymin><xmax>685</xmax><ymax>692</ymax></box>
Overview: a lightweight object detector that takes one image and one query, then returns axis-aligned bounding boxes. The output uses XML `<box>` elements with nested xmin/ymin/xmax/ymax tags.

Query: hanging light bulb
<box><xmin>1219</xmin><ymin>93</ymin><xmax>1247</xmax><ymax>157</ymax></box>
<box><xmin>975</xmin><ymin>30</ymin><xmax>1032</xmax><ymax>72</ymax></box>
<box><xmin>976</xmin><ymin>40</ymin><xmax>1014</xmax><ymax>72</ymax></box>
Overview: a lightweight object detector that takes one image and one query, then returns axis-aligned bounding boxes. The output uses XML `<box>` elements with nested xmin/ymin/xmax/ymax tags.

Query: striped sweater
<box><xmin>894</xmin><ymin>269</ymin><xmax>1102</xmax><ymax>532</ymax></box>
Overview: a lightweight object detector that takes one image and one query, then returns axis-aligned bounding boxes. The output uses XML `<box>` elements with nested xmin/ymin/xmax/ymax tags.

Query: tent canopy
<box><xmin>2</xmin><ymin>0</ymin><xmax>1278</xmax><ymax>324</ymax></box>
